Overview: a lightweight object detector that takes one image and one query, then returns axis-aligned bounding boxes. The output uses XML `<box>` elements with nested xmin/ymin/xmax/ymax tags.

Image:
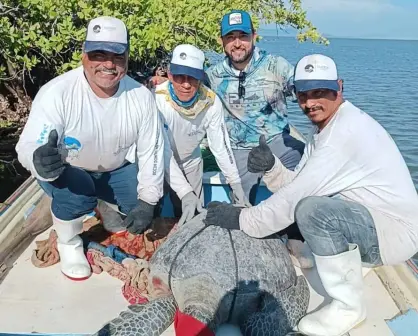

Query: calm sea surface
<box><xmin>255</xmin><ymin>36</ymin><xmax>418</xmax><ymax>189</ymax></box>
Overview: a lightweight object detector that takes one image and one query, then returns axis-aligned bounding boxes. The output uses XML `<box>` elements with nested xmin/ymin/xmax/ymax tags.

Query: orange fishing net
<box><xmin>31</xmin><ymin>215</ymin><xmax>178</xmax><ymax>304</ymax></box>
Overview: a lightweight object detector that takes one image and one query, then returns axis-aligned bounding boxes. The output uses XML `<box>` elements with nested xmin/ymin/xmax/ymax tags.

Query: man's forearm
<box><xmin>262</xmin><ymin>156</ymin><xmax>297</xmax><ymax>192</ymax></box>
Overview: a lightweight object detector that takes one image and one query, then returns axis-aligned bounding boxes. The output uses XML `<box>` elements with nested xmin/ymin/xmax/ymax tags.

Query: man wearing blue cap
<box><xmin>155</xmin><ymin>44</ymin><xmax>249</xmax><ymax>225</ymax></box>
<box><xmin>206</xmin><ymin>10</ymin><xmax>312</xmax><ymax>268</ymax></box>
<box><xmin>205</xmin><ymin>54</ymin><xmax>418</xmax><ymax>336</ymax></box>
<box><xmin>16</xmin><ymin>16</ymin><xmax>165</xmax><ymax>281</ymax></box>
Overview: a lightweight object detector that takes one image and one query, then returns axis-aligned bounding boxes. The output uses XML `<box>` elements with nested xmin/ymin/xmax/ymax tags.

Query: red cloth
<box><xmin>174</xmin><ymin>309</ymin><xmax>215</xmax><ymax>336</ymax></box>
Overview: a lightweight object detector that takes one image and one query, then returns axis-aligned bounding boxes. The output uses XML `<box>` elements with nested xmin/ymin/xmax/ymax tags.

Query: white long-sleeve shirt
<box><xmin>15</xmin><ymin>66</ymin><xmax>164</xmax><ymax>205</ymax></box>
<box><xmin>240</xmin><ymin>101</ymin><xmax>418</xmax><ymax>265</ymax></box>
<box><xmin>155</xmin><ymin>83</ymin><xmax>241</xmax><ymax>200</ymax></box>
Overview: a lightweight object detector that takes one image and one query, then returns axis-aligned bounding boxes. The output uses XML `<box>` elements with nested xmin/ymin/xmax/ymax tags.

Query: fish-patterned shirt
<box><xmin>206</xmin><ymin>47</ymin><xmax>296</xmax><ymax>149</ymax></box>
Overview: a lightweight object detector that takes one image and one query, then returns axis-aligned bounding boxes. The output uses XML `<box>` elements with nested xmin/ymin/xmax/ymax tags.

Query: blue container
<box><xmin>160</xmin><ymin>172</ymin><xmax>273</xmax><ymax>217</ymax></box>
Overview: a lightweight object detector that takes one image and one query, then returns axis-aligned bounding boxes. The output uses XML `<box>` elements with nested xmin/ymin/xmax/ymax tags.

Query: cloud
<box><xmin>262</xmin><ymin>0</ymin><xmax>418</xmax><ymax>39</ymax></box>
<box><xmin>301</xmin><ymin>0</ymin><xmax>398</xmax><ymax>15</ymax></box>
<box><xmin>295</xmin><ymin>0</ymin><xmax>418</xmax><ymax>39</ymax></box>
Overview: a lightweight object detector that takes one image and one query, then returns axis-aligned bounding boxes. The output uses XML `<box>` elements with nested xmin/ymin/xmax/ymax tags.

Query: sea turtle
<box><xmin>94</xmin><ymin>212</ymin><xmax>310</xmax><ymax>335</ymax></box>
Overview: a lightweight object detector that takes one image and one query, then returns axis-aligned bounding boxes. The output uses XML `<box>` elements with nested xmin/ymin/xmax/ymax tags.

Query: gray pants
<box><xmin>233</xmin><ymin>130</ymin><xmax>305</xmax><ymax>241</ymax></box>
<box><xmin>163</xmin><ymin>159</ymin><xmax>203</xmax><ymax>218</ymax></box>
<box><xmin>232</xmin><ymin>130</ymin><xmax>305</xmax><ymax>201</ymax></box>
<box><xmin>295</xmin><ymin>196</ymin><xmax>383</xmax><ymax>266</ymax></box>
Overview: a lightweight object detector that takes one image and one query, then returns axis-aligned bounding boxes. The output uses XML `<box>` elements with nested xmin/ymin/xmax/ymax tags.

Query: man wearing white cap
<box><xmin>155</xmin><ymin>44</ymin><xmax>249</xmax><ymax>225</ymax></box>
<box><xmin>205</xmin><ymin>54</ymin><xmax>418</xmax><ymax>336</ymax></box>
<box><xmin>15</xmin><ymin>16</ymin><xmax>165</xmax><ymax>281</ymax></box>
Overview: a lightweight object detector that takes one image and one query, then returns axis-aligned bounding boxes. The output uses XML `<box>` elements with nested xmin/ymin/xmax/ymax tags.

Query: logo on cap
<box><xmin>317</xmin><ymin>64</ymin><xmax>329</xmax><ymax>71</ymax></box>
<box><xmin>180</xmin><ymin>52</ymin><xmax>187</xmax><ymax>60</ymax></box>
<box><xmin>305</xmin><ymin>64</ymin><xmax>314</xmax><ymax>73</ymax></box>
<box><xmin>93</xmin><ymin>25</ymin><xmax>101</xmax><ymax>33</ymax></box>
<box><xmin>229</xmin><ymin>13</ymin><xmax>242</xmax><ymax>25</ymax></box>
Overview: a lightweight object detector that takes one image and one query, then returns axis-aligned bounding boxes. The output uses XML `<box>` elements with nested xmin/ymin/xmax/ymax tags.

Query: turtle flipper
<box><xmin>93</xmin><ymin>295</ymin><xmax>177</xmax><ymax>336</ymax></box>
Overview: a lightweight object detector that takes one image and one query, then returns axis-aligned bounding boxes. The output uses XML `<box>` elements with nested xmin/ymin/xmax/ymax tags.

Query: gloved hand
<box><xmin>121</xmin><ymin>199</ymin><xmax>155</xmax><ymax>235</ymax></box>
<box><xmin>204</xmin><ymin>201</ymin><xmax>242</xmax><ymax>230</ymax></box>
<box><xmin>33</xmin><ymin>129</ymin><xmax>65</xmax><ymax>179</ymax></box>
<box><xmin>178</xmin><ymin>191</ymin><xmax>204</xmax><ymax>226</ymax></box>
<box><xmin>247</xmin><ymin>135</ymin><xmax>275</xmax><ymax>173</ymax></box>
<box><xmin>230</xmin><ymin>183</ymin><xmax>251</xmax><ymax>207</ymax></box>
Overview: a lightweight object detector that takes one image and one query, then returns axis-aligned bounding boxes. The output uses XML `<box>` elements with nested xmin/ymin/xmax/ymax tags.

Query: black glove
<box><xmin>33</xmin><ymin>129</ymin><xmax>65</xmax><ymax>179</ymax></box>
<box><xmin>204</xmin><ymin>201</ymin><xmax>242</xmax><ymax>230</ymax></box>
<box><xmin>247</xmin><ymin>135</ymin><xmax>275</xmax><ymax>173</ymax></box>
<box><xmin>122</xmin><ymin>199</ymin><xmax>155</xmax><ymax>234</ymax></box>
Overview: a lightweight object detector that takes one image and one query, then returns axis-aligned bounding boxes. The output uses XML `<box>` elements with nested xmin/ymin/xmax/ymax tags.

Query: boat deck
<box><xmin>0</xmin><ymin>173</ymin><xmax>417</xmax><ymax>336</ymax></box>
<box><xmin>0</xmin><ymin>229</ymin><xmax>407</xmax><ymax>336</ymax></box>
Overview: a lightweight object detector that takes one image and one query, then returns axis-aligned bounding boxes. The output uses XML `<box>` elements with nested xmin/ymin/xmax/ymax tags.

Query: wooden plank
<box><xmin>0</xmin><ymin>193</ymin><xmax>52</xmax><ymax>280</ymax></box>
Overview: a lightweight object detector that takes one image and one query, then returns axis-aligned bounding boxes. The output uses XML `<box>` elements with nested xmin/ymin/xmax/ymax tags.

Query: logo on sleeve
<box><xmin>36</xmin><ymin>124</ymin><xmax>53</xmax><ymax>145</ymax></box>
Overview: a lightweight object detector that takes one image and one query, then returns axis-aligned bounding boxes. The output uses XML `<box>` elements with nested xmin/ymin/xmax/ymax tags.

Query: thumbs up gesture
<box><xmin>33</xmin><ymin>129</ymin><xmax>65</xmax><ymax>179</ymax></box>
<box><xmin>247</xmin><ymin>135</ymin><xmax>275</xmax><ymax>173</ymax></box>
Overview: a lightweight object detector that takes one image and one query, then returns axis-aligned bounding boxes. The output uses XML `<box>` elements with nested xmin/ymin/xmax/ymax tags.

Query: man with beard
<box><xmin>15</xmin><ymin>16</ymin><xmax>165</xmax><ymax>281</ymax></box>
<box><xmin>205</xmin><ymin>10</ymin><xmax>312</xmax><ymax>268</ymax></box>
<box><xmin>204</xmin><ymin>54</ymin><xmax>418</xmax><ymax>336</ymax></box>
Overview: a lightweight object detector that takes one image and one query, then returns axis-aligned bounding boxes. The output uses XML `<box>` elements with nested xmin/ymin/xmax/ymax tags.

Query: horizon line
<box><xmin>257</xmin><ymin>32</ymin><xmax>418</xmax><ymax>42</ymax></box>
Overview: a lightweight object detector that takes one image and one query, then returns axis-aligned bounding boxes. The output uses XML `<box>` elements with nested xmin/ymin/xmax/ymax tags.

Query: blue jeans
<box><xmin>295</xmin><ymin>196</ymin><xmax>383</xmax><ymax>266</ymax></box>
<box><xmin>38</xmin><ymin>163</ymin><xmax>139</xmax><ymax>221</ymax></box>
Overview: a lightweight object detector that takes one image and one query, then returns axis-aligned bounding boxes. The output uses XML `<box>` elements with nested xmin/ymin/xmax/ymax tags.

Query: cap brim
<box><xmin>294</xmin><ymin>80</ymin><xmax>340</xmax><ymax>93</ymax></box>
<box><xmin>221</xmin><ymin>26</ymin><xmax>252</xmax><ymax>37</ymax></box>
<box><xmin>84</xmin><ymin>41</ymin><xmax>128</xmax><ymax>54</ymax></box>
<box><xmin>170</xmin><ymin>64</ymin><xmax>205</xmax><ymax>81</ymax></box>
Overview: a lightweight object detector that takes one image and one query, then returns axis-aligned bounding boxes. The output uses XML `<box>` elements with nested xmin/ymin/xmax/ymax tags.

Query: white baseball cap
<box><xmin>294</xmin><ymin>54</ymin><xmax>339</xmax><ymax>93</ymax></box>
<box><xmin>170</xmin><ymin>44</ymin><xmax>205</xmax><ymax>81</ymax></box>
<box><xmin>84</xmin><ymin>16</ymin><xmax>129</xmax><ymax>54</ymax></box>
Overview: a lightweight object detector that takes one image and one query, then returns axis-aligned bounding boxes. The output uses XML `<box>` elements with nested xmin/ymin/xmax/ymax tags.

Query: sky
<box><xmin>259</xmin><ymin>0</ymin><xmax>418</xmax><ymax>40</ymax></box>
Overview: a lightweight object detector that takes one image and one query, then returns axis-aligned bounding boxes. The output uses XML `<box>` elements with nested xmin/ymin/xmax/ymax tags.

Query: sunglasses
<box><xmin>238</xmin><ymin>71</ymin><xmax>246</xmax><ymax>99</ymax></box>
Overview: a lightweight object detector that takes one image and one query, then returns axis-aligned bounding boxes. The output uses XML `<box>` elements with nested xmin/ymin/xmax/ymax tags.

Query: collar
<box><xmin>168</xmin><ymin>81</ymin><xmax>200</xmax><ymax>108</ymax></box>
<box><xmin>155</xmin><ymin>81</ymin><xmax>216</xmax><ymax>119</ymax></box>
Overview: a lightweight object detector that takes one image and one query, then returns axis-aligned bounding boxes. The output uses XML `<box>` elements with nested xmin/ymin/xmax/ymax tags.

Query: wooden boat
<box><xmin>0</xmin><ymin>124</ymin><xmax>417</xmax><ymax>336</ymax></box>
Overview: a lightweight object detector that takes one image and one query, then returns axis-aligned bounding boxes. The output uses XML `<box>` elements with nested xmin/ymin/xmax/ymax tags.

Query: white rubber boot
<box><xmin>52</xmin><ymin>211</ymin><xmax>91</xmax><ymax>281</ymax></box>
<box><xmin>287</xmin><ymin>239</ymin><xmax>315</xmax><ymax>269</ymax></box>
<box><xmin>298</xmin><ymin>244</ymin><xmax>366</xmax><ymax>336</ymax></box>
<box><xmin>96</xmin><ymin>200</ymin><xmax>126</xmax><ymax>233</ymax></box>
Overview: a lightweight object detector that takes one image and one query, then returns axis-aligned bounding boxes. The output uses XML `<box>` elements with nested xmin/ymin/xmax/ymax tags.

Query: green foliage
<box><xmin>0</xmin><ymin>120</ymin><xmax>13</xmax><ymax>127</ymax></box>
<box><xmin>0</xmin><ymin>0</ymin><xmax>326</xmax><ymax>89</ymax></box>
<box><xmin>0</xmin><ymin>0</ymin><xmax>326</xmax><ymax>200</ymax></box>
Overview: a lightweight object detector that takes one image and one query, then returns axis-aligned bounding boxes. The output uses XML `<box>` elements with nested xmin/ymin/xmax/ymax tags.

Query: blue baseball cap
<box><xmin>221</xmin><ymin>10</ymin><xmax>253</xmax><ymax>37</ymax></box>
